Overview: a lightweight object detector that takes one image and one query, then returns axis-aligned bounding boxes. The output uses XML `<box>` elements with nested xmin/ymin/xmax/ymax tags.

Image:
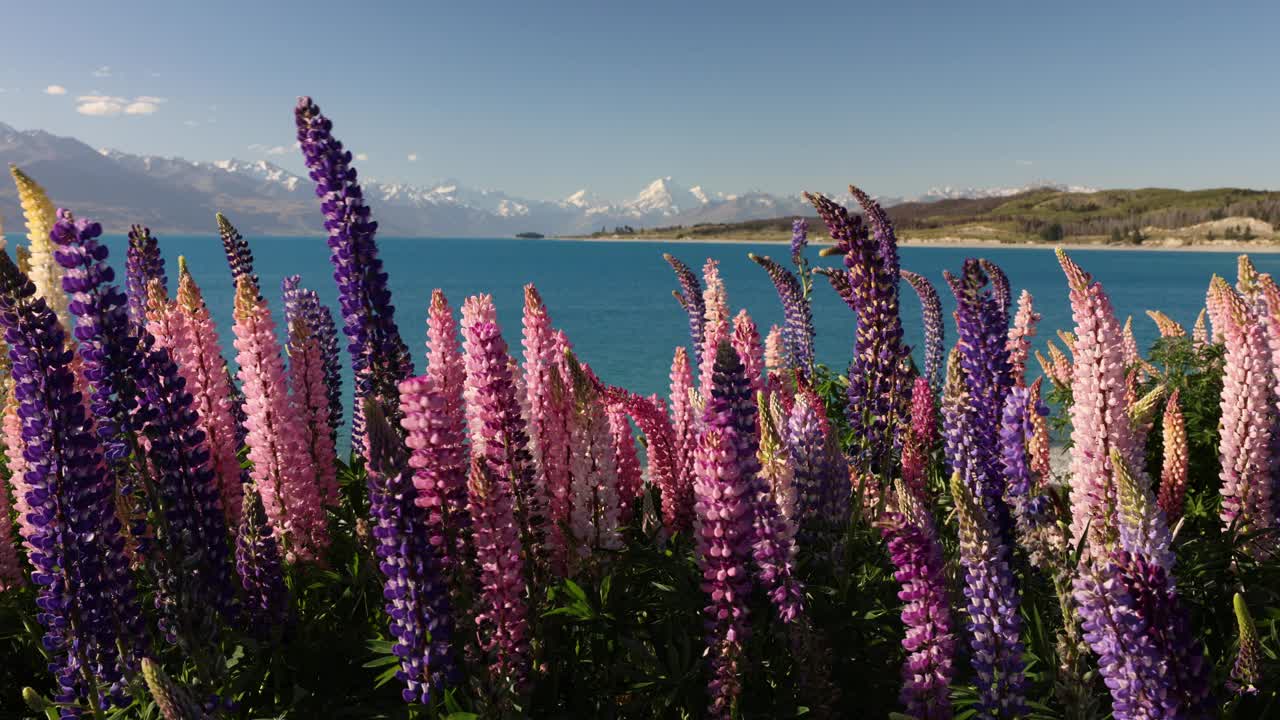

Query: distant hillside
<box><xmin>579</xmin><ymin>187</ymin><xmax>1280</xmax><ymax>247</ymax></box>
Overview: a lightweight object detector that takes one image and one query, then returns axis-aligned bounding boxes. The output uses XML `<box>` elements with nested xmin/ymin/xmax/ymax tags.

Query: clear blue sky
<box><xmin>3</xmin><ymin>0</ymin><xmax>1277</xmax><ymax>202</ymax></box>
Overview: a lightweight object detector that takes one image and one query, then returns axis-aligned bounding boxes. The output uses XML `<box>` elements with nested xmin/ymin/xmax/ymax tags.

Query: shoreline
<box><xmin>551</xmin><ymin>234</ymin><xmax>1280</xmax><ymax>253</ymax></box>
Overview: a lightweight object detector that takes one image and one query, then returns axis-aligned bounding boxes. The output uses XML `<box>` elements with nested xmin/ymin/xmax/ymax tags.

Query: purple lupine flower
<box><xmin>945</xmin><ymin>259</ymin><xmax>1016</xmax><ymax>544</ymax></box>
<box><xmin>791</xmin><ymin>217</ymin><xmax>809</xmax><ymax>265</ymax></box>
<box><xmin>978</xmin><ymin>258</ymin><xmax>1012</xmax><ymax>324</ymax></box>
<box><xmin>813</xmin><ymin>266</ymin><xmax>856</xmax><ymax>313</ymax></box>
<box><xmin>125</xmin><ymin>224</ymin><xmax>166</xmax><ymax>325</ymax></box>
<box><xmin>950</xmin><ymin>473</ymin><xmax>1026</xmax><ymax>718</ymax></box>
<box><xmin>0</xmin><ymin>246</ymin><xmax>142</xmax><ymax>711</ymax></box>
<box><xmin>235</xmin><ymin>487</ymin><xmax>290</xmax><ymax>639</ymax></box>
<box><xmin>283</xmin><ymin>275</ymin><xmax>343</xmax><ymax>441</ymax></box>
<box><xmin>748</xmin><ymin>253</ymin><xmax>814</xmax><ymax>380</ymax></box>
<box><xmin>784</xmin><ymin>393</ymin><xmax>848</xmax><ymax>534</ymax></box>
<box><xmin>807</xmin><ymin>189</ymin><xmax>910</xmax><ymax>471</ymax></box>
<box><xmin>900</xmin><ymin>269</ymin><xmax>945</xmax><ymax>393</ymax></box>
<box><xmin>664</xmin><ymin>253</ymin><xmax>706</xmax><ymax>366</ymax></box>
<box><xmin>880</xmin><ymin>484</ymin><xmax>955</xmax><ymax>720</ymax></box>
<box><xmin>365</xmin><ymin>400</ymin><xmax>456</xmax><ymax>703</ymax></box>
<box><xmin>295</xmin><ymin>97</ymin><xmax>413</xmax><ymax>454</ymax></box>
<box><xmin>215</xmin><ymin>213</ymin><xmax>256</xmax><ymax>287</ymax></box>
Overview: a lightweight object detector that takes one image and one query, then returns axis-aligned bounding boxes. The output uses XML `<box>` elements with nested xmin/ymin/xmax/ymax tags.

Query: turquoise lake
<box><xmin>99</xmin><ymin>235</ymin><xmax>1278</xmax><ymax>440</ymax></box>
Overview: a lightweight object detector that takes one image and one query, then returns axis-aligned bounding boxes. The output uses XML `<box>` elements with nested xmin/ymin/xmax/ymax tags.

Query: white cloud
<box><xmin>183</xmin><ymin>120</ymin><xmax>200</xmax><ymax>127</ymax></box>
<box><xmin>248</xmin><ymin>143</ymin><xmax>289</xmax><ymax>156</ymax></box>
<box><xmin>407</xmin><ymin>153</ymin><xmax>418</xmax><ymax>162</ymax></box>
<box><xmin>45</xmin><ymin>85</ymin><xmax>67</xmax><ymax>95</ymax></box>
<box><xmin>355</xmin><ymin>152</ymin><xmax>368</xmax><ymax>161</ymax></box>
<box><xmin>91</xmin><ymin>65</ymin><xmax>112</xmax><ymax>78</ymax></box>
<box><xmin>124</xmin><ymin>100</ymin><xmax>162</xmax><ymax>115</ymax></box>
<box><xmin>76</xmin><ymin>94</ymin><xmax>166</xmax><ymax>117</ymax></box>
<box><xmin>1016</xmin><ymin>159</ymin><xmax>1034</xmax><ymax>166</ymax></box>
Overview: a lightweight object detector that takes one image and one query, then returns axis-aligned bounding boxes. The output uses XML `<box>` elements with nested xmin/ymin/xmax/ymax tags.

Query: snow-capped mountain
<box><xmin>919</xmin><ymin>182</ymin><xmax>1099</xmax><ymax>202</ymax></box>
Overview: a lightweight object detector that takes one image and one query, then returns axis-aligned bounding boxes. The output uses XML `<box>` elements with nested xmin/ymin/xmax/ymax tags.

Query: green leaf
<box><xmin>362</xmin><ymin>654</ymin><xmax>400</xmax><ymax>668</ymax></box>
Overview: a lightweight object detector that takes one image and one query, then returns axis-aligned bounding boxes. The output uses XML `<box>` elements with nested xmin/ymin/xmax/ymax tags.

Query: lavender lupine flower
<box><xmin>945</xmin><ymin>259</ymin><xmax>1016</xmax><ymax>543</ymax></box>
<box><xmin>0</xmin><ymin>247</ymin><xmax>142</xmax><ymax>710</ymax></box>
<box><xmin>295</xmin><ymin>98</ymin><xmax>412</xmax><ymax>453</ymax></box>
<box><xmin>790</xmin><ymin>217</ymin><xmax>808</xmax><ymax>265</ymax></box>
<box><xmin>467</xmin><ymin>455</ymin><xmax>531</xmax><ymax>697</ymax></box>
<box><xmin>1006</xmin><ymin>291</ymin><xmax>1039</xmax><ymax>386</ymax></box>
<box><xmin>807</xmin><ymin>188</ymin><xmax>910</xmax><ymax>471</ymax></box>
<box><xmin>999</xmin><ymin>385</ymin><xmax>1061</xmax><ymax>567</ymax></box>
<box><xmin>749</xmin><ymin>253</ymin><xmax>814</xmax><ymax>379</ymax></box>
<box><xmin>282</xmin><ymin>275</ymin><xmax>343</xmax><ymax>442</ymax></box>
<box><xmin>234</xmin><ymin>487</ymin><xmax>290</xmax><ymax>639</ymax></box>
<box><xmin>901</xmin><ymin>269</ymin><xmax>945</xmax><ymax>393</ymax></box>
<box><xmin>939</xmin><ymin>348</ymin><xmax>967</xmax><ymax>476</ymax></box>
<box><xmin>950</xmin><ymin>473</ymin><xmax>1026</xmax><ymax>719</ymax></box>
<box><xmin>880</xmin><ymin>483</ymin><xmax>955</xmax><ymax>720</ymax></box>
<box><xmin>978</xmin><ymin>258</ymin><xmax>1011</xmax><ymax>323</ymax></box>
<box><xmin>365</xmin><ymin>401</ymin><xmax>456</xmax><ymax>703</ymax></box>
<box><xmin>215</xmin><ymin>212</ymin><xmax>256</xmax><ymax>286</ymax></box>
<box><xmin>785</xmin><ymin>393</ymin><xmax>848</xmax><ymax>533</ymax></box>
<box><xmin>1230</xmin><ymin>593</ymin><xmax>1261</xmax><ymax>696</ymax></box>
<box><xmin>125</xmin><ymin>224</ymin><xmax>166</xmax><ymax>325</ymax></box>
<box><xmin>664</xmin><ymin>253</ymin><xmax>706</xmax><ymax>365</ymax></box>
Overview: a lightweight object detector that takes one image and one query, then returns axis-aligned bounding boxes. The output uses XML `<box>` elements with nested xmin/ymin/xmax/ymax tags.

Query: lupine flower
<box><xmin>467</xmin><ymin>455</ymin><xmax>531</xmax><ymax>697</ymax></box>
<box><xmin>282</xmin><ymin>275</ymin><xmax>343</xmax><ymax>442</ymax></box>
<box><xmin>669</xmin><ymin>346</ymin><xmax>698</xmax><ymax>532</ymax></box>
<box><xmin>790</xmin><ymin>217</ymin><xmax>808</xmax><ymax>265</ymax></box>
<box><xmin>1057</xmin><ymin>329</ymin><xmax>1077</xmax><ymax>357</ymax></box>
<box><xmin>172</xmin><ymin>259</ymin><xmax>244</xmax><ymax>523</ymax></box>
<box><xmin>9</xmin><ymin>166</ymin><xmax>70</xmax><ymax>330</ymax></box>
<box><xmin>786</xmin><ymin>392</ymin><xmax>845</xmax><ymax>533</ymax></box>
<box><xmin>880</xmin><ymin>483</ymin><xmax>955</xmax><ymax>720</ymax></box>
<box><xmin>757</xmin><ymin>393</ymin><xmax>798</xmax><ymax>539</ymax></box>
<box><xmin>608</xmin><ymin>404</ymin><xmax>643</xmax><ymax>523</ymax></box>
<box><xmin>763</xmin><ymin>325</ymin><xmax>786</xmax><ymax>374</ymax></box>
<box><xmin>1059</xmin><ymin>249</ymin><xmax>1148</xmax><ymax>550</ymax></box>
<box><xmin>287</xmin><ymin>315</ymin><xmax>339</xmax><ymax>506</ymax></box>
<box><xmin>295</xmin><ymin>97</ymin><xmax>413</xmax><ymax>454</ymax></box>
<box><xmin>978</xmin><ymin>258</ymin><xmax>1012</xmax><ymax>323</ymax></box>
<box><xmin>125</xmin><ymin>225</ymin><xmax>166</xmax><ymax>325</ymax></box>
<box><xmin>730</xmin><ymin>309</ymin><xmax>763</xmax><ymax>399</ymax></box>
<box><xmin>399</xmin><ymin>374</ymin><xmax>470</xmax><ymax>581</ymax></box>
<box><xmin>521</xmin><ymin>284</ymin><xmax>572</xmax><ymax>562</ymax></box>
<box><xmin>1229</xmin><ymin>593</ymin><xmax>1261</xmax><ymax>696</ymax></box>
<box><xmin>232</xmin><ymin>276</ymin><xmax>329</xmax><ymax>561</ymax></box>
<box><xmin>950</xmin><ymin>473</ymin><xmax>1026</xmax><ymax>718</ymax></box>
<box><xmin>1120</xmin><ymin>316</ymin><xmax>1140</xmax><ymax>367</ymax></box>
<box><xmin>1192</xmin><ymin>307</ymin><xmax>1209</xmax><ymax>346</ymax></box>
<box><xmin>900</xmin><ymin>376</ymin><xmax>934</xmax><ymax>499</ymax></box>
<box><xmin>142</xmin><ymin>658</ymin><xmax>212</xmax><ymax>720</ymax></box>
<box><xmin>813</xmin><ymin>265</ymin><xmax>856</xmax><ymax>313</ymax></box>
<box><xmin>235</xmin><ymin>487</ymin><xmax>290</xmax><ymax>639</ymax></box>
<box><xmin>365</xmin><ymin>401</ymin><xmax>456</xmax><ymax>703</ymax></box>
<box><xmin>1145</xmin><ymin>309</ymin><xmax>1185</xmax><ymax>338</ymax></box>
<box><xmin>215</xmin><ymin>212</ymin><xmax>257</xmax><ymax>286</ymax></box>
<box><xmin>945</xmin><ymin>259</ymin><xmax>1016</xmax><ymax>543</ymax></box>
<box><xmin>1210</xmin><ymin>276</ymin><xmax>1275</xmax><ymax>544</ymax></box>
<box><xmin>564</xmin><ymin>353</ymin><xmax>623</xmax><ymax>559</ymax></box>
<box><xmin>0</xmin><ymin>410</ymin><xmax>21</xmax><ymax>588</ymax></box>
<box><xmin>939</xmin><ymin>348</ymin><xmax>968</xmax><ymax>475</ymax></box>
<box><xmin>461</xmin><ymin>295</ymin><xmax>499</xmax><ymax>448</ymax></box>
<box><xmin>1026</xmin><ymin>378</ymin><xmax>1052</xmax><ymax>480</ymax></box>
<box><xmin>748</xmin><ymin>253</ymin><xmax>814</xmax><ymax>379</ymax></box>
<box><xmin>900</xmin><ymin>269</ymin><xmax>945</xmax><ymax>393</ymax></box>
<box><xmin>1006</xmin><ymin>290</ymin><xmax>1039</xmax><ymax>385</ymax></box>
<box><xmin>2</xmin><ymin>367</ymin><xmax>35</xmax><ymax>555</ymax></box>
<box><xmin>664</xmin><ymin>253</ymin><xmax>706</xmax><ymax>365</ymax></box>
<box><xmin>807</xmin><ymin>188</ymin><xmax>910</xmax><ymax>471</ymax></box>
<box><xmin>698</xmin><ymin>259</ymin><xmax>730</xmax><ymax>401</ymax></box>
<box><xmin>0</xmin><ymin>247</ymin><xmax>141</xmax><ymax>710</ymax></box>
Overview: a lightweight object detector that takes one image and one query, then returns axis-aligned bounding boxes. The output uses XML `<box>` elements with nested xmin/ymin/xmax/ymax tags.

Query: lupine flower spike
<box><xmin>1229</xmin><ymin>593</ymin><xmax>1261</xmax><ymax>696</ymax></box>
<box><xmin>235</xmin><ymin>487</ymin><xmax>290</xmax><ymax>638</ymax></box>
<box><xmin>1006</xmin><ymin>290</ymin><xmax>1039</xmax><ymax>386</ymax></box>
<box><xmin>142</xmin><ymin>658</ymin><xmax>212</xmax><ymax>720</ymax></box>
<box><xmin>698</xmin><ymin>259</ymin><xmax>730</xmax><ymax>401</ymax></box>
<box><xmin>749</xmin><ymin>252</ymin><xmax>814</xmax><ymax>380</ymax></box>
<box><xmin>1146</xmin><ymin>309</ymin><xmax>1185</xmax><ymax>338</ymax></box>
<box><xmin>9</xmin><ymin>166</ymin><xmax>70</xmax><ymax>329</ymax></box>
<box><xmin>521</xmin><ymin>285</ymin><xmax>572</xmax><ymax>565</ymax></box>
<box><xmin>283</xmin><ymin>275</ymin><xmax>343</xmax><ymax>442</ymax></box>
<box><xmin>901</xmin><ymin>269</ymin><xmax>945</xmax><ymax>393</ymax></box>
<box><xmin>125</xmin><ymin>225</ymin><xmax>166</xmax><ymax>325</ymax></box>
<box><xmin>664</xmin><ymin>253</ymin><xmax>705</xmax><ymax>365</ymax></box>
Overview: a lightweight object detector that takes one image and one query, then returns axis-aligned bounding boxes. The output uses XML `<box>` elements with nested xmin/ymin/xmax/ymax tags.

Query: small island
<box><xmin>515</xmin><ymin>231</ymin><xmax>545</xmax><ymax>239</ymax></box>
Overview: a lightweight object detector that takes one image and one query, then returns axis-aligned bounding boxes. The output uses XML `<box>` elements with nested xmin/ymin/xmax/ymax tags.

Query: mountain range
<box><xmin>0</xmin><ymin>121</ymin><xmax>1095</xmax><ymax>237</ymax></box>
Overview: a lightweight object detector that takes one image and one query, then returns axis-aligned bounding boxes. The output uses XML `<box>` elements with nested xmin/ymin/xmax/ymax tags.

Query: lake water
<box><xmin>100</xmin><ymin>235</ymin><xmax>1277</xmax><ymax>438</ymax></box>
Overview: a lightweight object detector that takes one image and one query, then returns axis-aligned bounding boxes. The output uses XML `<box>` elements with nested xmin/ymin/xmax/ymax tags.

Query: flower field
<box><xmin>0</xmin><ymin>97</ymin><xmax>1278</xmax><ymax>719</ymax></box>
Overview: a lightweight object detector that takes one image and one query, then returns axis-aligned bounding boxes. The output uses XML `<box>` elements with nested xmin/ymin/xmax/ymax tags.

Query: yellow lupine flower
<box><xmin>9</xmin><ymin>165</ymin><xmax>69</xmax><ymax>329</ymax></box>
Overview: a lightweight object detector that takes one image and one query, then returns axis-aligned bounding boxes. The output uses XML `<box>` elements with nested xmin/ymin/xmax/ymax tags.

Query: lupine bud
<box><xmin>730</xmin><ymin>309</ymin><xmax>764</xmax><ymax>399</ymax></box>
<box><xmin>698</xmin><ymin>259</ymin><xmax>730</xmax><ymax>401</ymax></box>
<box><xmin>1230</xmin><ymin>593</ymin><xmax>1261</xmax><ymax>696</ymax></box>
<box><xmin>235</xmin><ymin>487</ymin><xmax>289</xmax><ymax>638</ymax></box>
<box><xmin>978</xmin><ymin>258</ymin><xmax>1012</xmax><ymax>323</ymax></box>
<box><xmin>142</xmin><ymin>658</ymin><xmax>211</xmax><ymax>720</ymax></box>
<box><xmin>282</xmin><ymin>275</ymin><xmax>343</xmax><ymax>443</ymax></box>
<box><xmin>1192</xmin><ymin>308</ymin><xmax>1209</xmax><ymax>346</ymax></box>
<box><xmin>901</xmin><ymin>269</ymin><xmax>945</xmax><ymax>393</ymax></box>
<box><xmin>790</xmin><ymin>217</ymin><xmax>808</xmax><ymax>264</ymax></box>
<box><xmin>1006</xmin><ymin>290</ymin><xmax>1039</xmax><ymax>386</ymax></box>
<box><xmin>215</xmin><ymin>212</ymin><xmax>257</xmax><ymax>286</ymax></box>
<box><xmin>900</xmin><ymin>377</ymin><xmax>935</xmax><ymax>498</ymax></box>
<box><xmin>749</xmin><ymin>253</ymin><xmax>814</xmax><ymax>380</ymax></box>
<box><xmin>125</xmin><ymin>225</ymin><xmax>166</xmax><ymax>325</ymax></box>
<box><xmin>1145</xmin><ymin>309</ymin><xmax>1185</xmax><ymax>338</ymax></box>
<box><xmin>663</xmin><ymin>253</ymin><xmax>705</xmax><ymax>365</ymax></box>
<box><xmin>1026</xmin><ymin>378</ymin><xmax>1052</xmax><ymax>479</ymax></box>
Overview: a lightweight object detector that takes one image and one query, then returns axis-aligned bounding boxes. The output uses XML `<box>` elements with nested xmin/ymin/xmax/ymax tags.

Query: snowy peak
<box><xmin>626</xmin><ymin>176</ymin><xmax>710</xmax><ymax>216</ymax></box>
<box><xmin>918</xmin><ymin>182</ymin><xmax>1098</xmax><ymax>202</ymax></box>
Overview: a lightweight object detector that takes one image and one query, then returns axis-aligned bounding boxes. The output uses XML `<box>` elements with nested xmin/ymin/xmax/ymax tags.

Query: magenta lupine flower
<box><xmin>295</xmin><ymin>97</ymin><xmax>412</xmax><ymax>454</ymax></box>
<box><xmin>880</xmin><ymin>484</ymin><xmax>955</xmax><ymax>720</ymax></box>
<box><xmin>0</xmin><ymin>247</ymin><xmax>141</xmax><ymax>710</ymax></box>
<box><xmin>900</xmin><ymin>269</ymin><xmax>945</xmax><ymax>393</ymax></box>
<box><xmin>901</xmin><ymin>376</ymin><xmax>935</xmax><ymax>499</ymax></box>
<box><xmin>668</xmin><ymin>346</ymin><xmax>698</xmax><ymax>533</ymax></box>
<box><xmin>1211</xmin><ymin>277</ymin><xmax>1275</xmax><ymax>543</ymax></box>
<box><xmin>461</xmin><ymin>312</ymin><xmax>548</xmax><ymax>567</ymax></box>
<box><xmin>664</xmin><ymin>253</ymin><xmax>706</xmax><ymax>365</ymax></box>
<box><xmin>950</xmin><ymin>473</ymin><xmax>1027</xmax><ymax>718</ymax></box>
<box><xmin>1059</xmin><ymin>249</ymin><xmax>1148</xmax><ymax>550</ymax></box>
<box><xmin>282</xmin><ymin>275</ymin><xmax>343</xmax><ymax>443</ymax></box>
<box><xmin>288</xmin><ymin>317</ymin><xmax>339</xmax><ymax>507</ymax></box>
<box><xmin>748</xmin><ymin>253</ymin><xmax>815</xmax><ymax>379</ymax></box>
<box><xmin>698</xmin><ymin>259</ymin><xmax>730</xmax><ymax>402</ymax></box>
<box><xmin>808</xmin><ymin>188</ymin><xmax>910</xmax><ymax>471</ymax></box>
<box><xmin>467</xmin><ymin>455</ymin><xmax>531</xmax><ymax>696</ymax></box>
<box><xmin>609</xmin><ymin>388</ymin><xmax>683</xmax><ymax>532</ymax></box>
<box><xmin>232</xmin><ymin>277</ymin><xmax>329</xmax><ymax>561</ymax></box>
<box><xmin>423</xmin><ymin>291</ymin><xmax>468</xmax><ymax>534</ymax></box>
<box><xmin>1006</xmin><ymin>290</ymin><xmax>1039</xmax><ymax>386</ymax></box>
<box><xmin>125</xmin><ymin>224</ymin><xmax>166</xmax><ymax>326</ymax></box>
<box><xmin>608</xmin><ymin>404</ymin><xmax>643</xmax><ymax>523</ymax></box>
<box><xmin>730</xmin><ymin>309</ymin><xmax>764</xmax><ymax>399</ymax></box>
<box><xmin>171</xmin><ymin>261</ymin><xmax>244</xmax><ymax>524</ymax></box>
<box><xmin>399</xmin><ymin>373</ymin><xmax>469</xmax><ymax>577</ymax></box>
<box><xmin>521</xmin><ymin>285</ymin><xmax>573</xmax><ymax>565</ymax></box>
<box><xmin>564</xmin><ymin>354</ymin><xmax>623</xmax><ymax>559</ymax></box>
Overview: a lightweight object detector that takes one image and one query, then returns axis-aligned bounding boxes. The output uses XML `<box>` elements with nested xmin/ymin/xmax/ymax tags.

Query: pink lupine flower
<box><xmin>1121</xmin><ymin>316</ymin><xmax>1140</xmax><ymax>367</ymax></box>
<box><xmin>172</xmin><ymin>261</ymin><xmax>244</xmax><ymax>523</ymax></box>
<box><xmin>1205</xmin><ymin>278</ymin><xmax>1228</xmax><ymax>343</ymax></box>
<box><xmin>1058</xmin><ymin>249</ymin><xmax>1148</xmax><ymax>551</ymax></box>
<box><xmin>2</xmin><ymin>375</ymin><xmax>34</xmax><ymax>556</ymax></box>
<box><xmin>521</xmin><ymin>285</ymin><xmax>573</xmax><ymax>566</ymax></box>
<box><xmin>1157</xmin><ymin>390</ymin><xmax>1189</xmax><ymax>524</ymax></box>
<box><xmin>467</xmin><ymin>456</ymin><xmax>531</xmax><ymax>696</ymax></box>
<box><xmin>669</xmin><ymin>346</ymin><xmax>698</xmax><ymax>533</ymax></box>
<box><xmin>1211</xmin><ymin>277</ymin><xmax>1275</xmax><ymax>544</ymax></box>
<box><xmin>763</xmin><ymin>325</ymin><xmax>786</xmax><ymax>374</ymax></box>
<box><xmin>1006</xmin><ymin>290</ymin><xmax>1039</xmax><ymax>386</ymax></box>
<box><xmin>901</xmin><ymin>376</ymin><xmax>935</xmax><ymax>499</ymax></box>
<box><xmin>608</xmin><ymin>388</ymin><xmax>683</xmax><ymax>532</ymax></box>
<box><xmin>698</xmin><ymin>259</ymin><xmax>730</xmax><ymax>401</ymax></box>
<box><xmin>0</xmin><ymin>379</ymin><xmax>21</xmax><ymax>588</ymax></box>
<box><xmin>1027</xmin><ymin>378</ymin><xmax>1052</xmax><ymax>479</ymax></box>
<box><xmin>565</xmin><ymin>355</ymin><xmax>623</xmax><ymax>560</ymax></box>
<box><xmin>288</xmin><ymin>318</ymin><xmax>339</xmax><ymax>507</ymax></box>
<box><xmin>422</xmin><ymin>288</ymin><xmax>470</xmax><ymax>559</ymax></box>
<box><xmin>1145</xmin><ymin>310</ymin><xmax>1185</xmax><ymax>338</ymax></box>
<box><xmin>461</xmin><ymin>294</ymin><xmax>499</xmax><ymax>450</ymax></box>
<box><xmin>399</xmin><ymin>374</ymin><xmax>469</xmax><ymax>578</ymax></box>
<box><xmin>607</xmin><ymin>404</ymin><xmax>643</xmax><ymax>523</ymax></box>
<box><xmin>1192</xmin><ymin>308</ymin><xmax>1209</xmax><ymax>347</ymax></box>
<box><xmin>730</xmin><ymin>309</ymin><xmax>764</xmax><ymax>400</ymax></box>
<box><xmin>232</xmin><ymin>277</ymin><xmax>328</xmax><ymax>561</ymax></box>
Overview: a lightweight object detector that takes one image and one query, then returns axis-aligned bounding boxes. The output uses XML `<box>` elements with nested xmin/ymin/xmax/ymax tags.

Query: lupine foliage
<box><xmin>2</xmin><ymin>108</ymin><xmax>1279</xmax><ymax>720</ymax></box>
